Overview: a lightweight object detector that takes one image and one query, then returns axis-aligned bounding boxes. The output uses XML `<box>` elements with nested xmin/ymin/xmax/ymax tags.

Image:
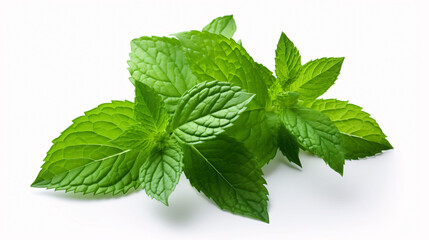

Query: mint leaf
<box><xmin>278</xmin><ymin>124</ymin><xmax>302</xmax><ymax>167</ymax></box>
<box><xmin>171</xmin><ymin>81</ymin><xmax>254</xmax><ymax>144</ymax></box>
<box><xmin>128</xmin><ymin>36</ymin><xmax>197</xmax><ymax>114</ymax></box>
<box><xmin>134</xmin><ymin>81</ymin><xmax>169</xmax><ymax>131</ymax></box>
<box><xmin>140</xmin><ymin>138</ymin><xmax>183</xmax><ymax>205</ymax></box>
<box><xmin>183</xmin><ymin>136</ymin><xmax>269</xmax><ymax>222</ymax></box>
<box><xmin>202</xmin><ymin>15</ymin><xmax>236</xmax><ymax>39</ymax></box>
<box><xmin>110</xmin><ymin>124</ymin><xmax>156</xmax><ymax>150</ymax></box>
<box><xmin>32</xmin><ymin>101</ymin><xmax>148</xmax><ymax>194</ymax></box>
<box><xmin>280</xmin><ymin>106</ymin><xmax>345</xmax><ymax>175</ymax></box>
<box><xmin>304</xmin><ymin>99</ymin><xmax>393</xmax><ymax>159</ymax></box>
<box><xmin>175</xmin><ymin>30</ymin><xmax>270</xmax><ymax>108</ymax></box>
<box><xmin>224</xmin><ymin>110</ymin><xmax>278</xmax><ymax>167</ymax></box>
<box><xmin>289</xmin><ymin>57</ymin><xmax>344</xmax><ymax>99</ymax></box>
<box><xmin>275</xmin><ymin>32</ymin><xmax>302</xmax><ymax>87</ymax></box>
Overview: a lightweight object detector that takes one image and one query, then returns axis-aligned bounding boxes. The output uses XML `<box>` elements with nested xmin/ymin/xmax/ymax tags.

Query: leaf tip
<box><xmin>330</xmin><ymin>162</ymin><xmax>344</xmax><ymax>176</ymax></box>
<box><xmin>259</xmin><ymin>212</ymin><xmax>270</xmax><ymax>223</ymax></box>
<box><xmin>157</xmin><ymin>196</ymin><xmax>170</xmax><ymax>206</ymax></box>
<box><xmin>384</xmin><ymin>140</ymin><xmax>394</xmax><ymax>150</ymax></box>
<box><xmin>30</xmin><ymin>178</ymin><xmax>45</xmax><ymax>188</ymax></box>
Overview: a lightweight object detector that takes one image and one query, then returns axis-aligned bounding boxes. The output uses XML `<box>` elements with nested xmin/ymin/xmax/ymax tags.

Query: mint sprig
<box><xmin>32</xmin><ymin>80</ymin><xmax>255</xmax><ymax>204</ymax></box>
<box><xmin>32</xmin><ymin>15</ymin><xmax>392</xmax><ymax>223</ymax></box>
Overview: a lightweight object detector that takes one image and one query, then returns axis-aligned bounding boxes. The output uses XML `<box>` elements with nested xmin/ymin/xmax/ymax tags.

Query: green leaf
<box><xmin>202</xmin><ymin>15</ymin><xmax>236</xmax><ymax>39</ymax></box>
<box><xmin>134</xmin><ymin>81</ymin><xmax>169</xmax><ymax>131</ymax></box>
<box><xmin>183</xmin><ymin>136</ymin><xmax>269</xmax><ymax>222</ymax></box>
<box><xmin>140</xmin><ymin>138</ymin><xmax>183</xmax><ymax>205</ymax></box>
<box><xmin>110</xmin><ymin>124</ymin><xmax>156</xmax><ymax>151</ymax></box>
<box><xmin>223</xmin><ymin>110</ymin><xmax>278</xmax><ymax>167</ymax></box>
<box><xmin>278</xmin><ymin>124</ymin><xmax>301</xmax><ymax>167</ymax></box>
<box><xmin>289</xmin><ymin>57</ymin><xmax>344</xmax><ymax>99</ymax></box>
<box><xmin>280</xmin><ymin>106</ymin><xmax>345</xmax><ymax>175</ymax></box>
<box><xmin>32</xmin><ymin>101</ymin><xmax>149</xmax><ymax>195</ymax></box>
<box><xmin>175</xmin><ymin>30</ymin><xmax>270</xmax><ymax>109</ymax></box>
<box><xmin>171</xmin><ymin>81</ymin><xmax>254</xmax><ymax>144</ymax></box>
<box><xmin>275</xmin><ymin>32</ymin><xmax>302</xmax><ymax>87</ymax></box>
<box><xmin>128</xmin><ymin>36</ymin><xmax>198</xmax><ymax>114</ymax></box>
<box><xmin>304</xmin><ymin>99</ymin><xmax>393</xmax><ymax>159</ymax></box>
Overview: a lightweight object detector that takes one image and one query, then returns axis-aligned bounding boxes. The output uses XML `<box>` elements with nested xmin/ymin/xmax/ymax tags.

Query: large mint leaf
<box><xmin>171</xmin><ymin>81</ymin><xmax>254</xmax><ymax>144</ymax></box>
<box><xmin>128</xmin><ymin>36</ymin><xmax>197</xmax><ymax>114</ymax></box>
<box><xmin>280</xmin><ymin>106</ymin><xmax>345</xmax><ymax>175</ymax></box>
<box><xmin>32</xmin><ymin>101</ymin><xmax>148</xmax><ymax>195</ymax></box>
<box><xmin>175</xmin><ymin>30</ymin><xmax>270</xmax><ymax>109</ymax></box>
<box><xmin>134</xmin><ymin>81</ymin><xmax>169</xmax><ymax>131</ymax></box>
<box><xmin>304</xmin><ymin>99</ymin><xmax>393</xmax><ymax>159</ymax></box>
<box><xmin>224</xmin><ymin>110</ymin><xmax>278</xmax><ymax>167</ymax></box>
<box><xmin>202</xmin><ymin>15</ymin><xmax>236</xmax><ymax>39</ymax></box>
<box><xmin>140</xmin><ymin>138</ymin><xmax>183</xmax><ymax>205</ymax></box>
<box><xmin>289</xmin><ymin>57</ymin><xmax>344</xmax><ymax>99</ymax></box>
<box><xmin>183</xmin><ymin>136</ymin><xmax>269</xmax><ymax>222</ymax></box>
<box><xmin>275</xmin><ymin>32</ymin><xmax>302</xmax><ymax>87</ymax></box>
<box><xmin>278</xmin><ymin>124</ymin><xmax>302</xmax><ymax>167</ymax></box>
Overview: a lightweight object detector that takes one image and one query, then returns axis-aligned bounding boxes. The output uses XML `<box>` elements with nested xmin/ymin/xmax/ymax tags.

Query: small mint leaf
<box><xmin>140</xmin><ymin>138</ymin><xmax>183</xmax><ymax>205</ymax></box>
<box><xmin>278</xmin><ymin>124</ymin><xmax>302</xmax><ymax>167</ymax></box>
<box><xmin>171</xmin><ymin>81</ymin><xmax>254</xmax><ymax>144</ymax></box>
<box><xmin>134</xmin><ymin>81</ymin><xmax>169</xmax><ymax>131</ymax></box>
<box><xmin>289</xmin><ymin>57</ymin><xmax>344</xmax><ymax>99</ymax></box>
<box><xmin>202</xmin><ymin>15</ymin><xmax>236</xmax><ymax>39</ymax></box>
<box><xmin>280</xmin><ymin>106</ymin><xmax>345</xmax><ymax>175</ymax></box>
<box><xmin>275</xmin><ymin>32</ymin><xmax>302</xmax><ymax>87</ymax></box>
<box><xmin>304</xmin><ymin>99</ymin><xmax>393</xmax><ymax>159</ymax></box>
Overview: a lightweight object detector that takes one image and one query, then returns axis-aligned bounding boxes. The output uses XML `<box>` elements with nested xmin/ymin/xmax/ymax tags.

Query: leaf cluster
<box><xmin>32</xmin><ymin>15</ymin><xmax>392</xmax><ymax>222</ymax></box>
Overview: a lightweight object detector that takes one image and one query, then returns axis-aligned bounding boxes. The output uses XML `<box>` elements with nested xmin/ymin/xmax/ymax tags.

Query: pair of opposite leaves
<box><xmin>32</xmin><ymin>15</ymin><xmax>392</xmax><ymax>223</ymax></box>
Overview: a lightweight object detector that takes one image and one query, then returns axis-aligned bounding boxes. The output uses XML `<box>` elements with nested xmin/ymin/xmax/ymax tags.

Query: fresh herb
<box><xmin>32</xmin><ymin>15</ymin><xmax>392</xmax><ymax>223</ymax></box>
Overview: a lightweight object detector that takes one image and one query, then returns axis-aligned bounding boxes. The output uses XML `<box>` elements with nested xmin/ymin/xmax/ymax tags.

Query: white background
<box><xmin>1</xmin><ymin>0</ymin><xmax>428</xmax><ymax>239</ymax></box>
